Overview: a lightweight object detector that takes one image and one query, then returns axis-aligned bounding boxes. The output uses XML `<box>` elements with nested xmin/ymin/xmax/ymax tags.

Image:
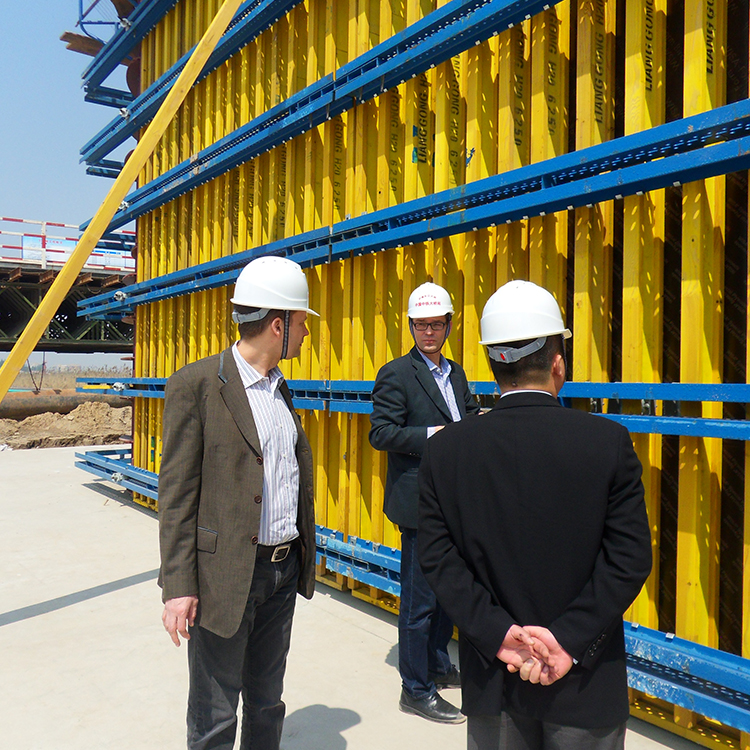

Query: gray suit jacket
<box><xmin>369</xmin><ymin>346</ymin><xmax>480</xmax><ymax>529</ymax></box>
<box><xmin>158</xmin><ymin>347</ymin><xmax>315</xmax><ymax>639</ymax></box>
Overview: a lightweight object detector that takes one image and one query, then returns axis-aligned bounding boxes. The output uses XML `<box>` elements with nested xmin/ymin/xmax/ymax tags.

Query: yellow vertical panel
<box><xmin>622</xmin><ymin>0</ymin><xmax>666</xmax><ymax>630</ymax></box>
<box><xmin>431</xmin><ymin>0</ymin><xmax>462</xmax><ymax>357</ymax></box>
<box><xmin>745</xmin><ymin>179</ymin><xmax>750</xmax><ymax>750</ymax></box>
<box><xmin>529</xmin><ymin>4</ymin><xmax>570</xmax><ymax>304</ymax></box>
<box><xmin>303</xmin><ymin>0</ymin><xmax>331</xmax><ymax>548</ymax></box>
<box><xmin>284</xmin><ymin>6</ymin><xmax>308</xmax><ymax>250</ymax></box>
<box><xmin>365</xmin><ymin>0</ymin><xmax>403</xmax><ymax>550</ymax></box>
<box><xmin>675</xmin><ymin>0</ymin><xmax>726</xmax><ymax>730</ymax></box>
<box><xmin>463</xmin><ymin>37</ymin><xmax>497</xmax><ymax>380</ymax></box>
<box><xmin>133</xmin><ymin>27</ymin><xmax>152</xmax><ymax>494</ymax></box>
<box><xmin>401</xmin><ymin>0</ymin><xmax>436</xmax><ymax>357</ymax></box>
<box><xmin>496</xmin><ymin>21</ymin><xmax>531</xmax><ymax>289</ymax></box>
<box><xmin>347</xmin><ymin>0</ymin><xmax>366</xmax><ymax>545</ymax></box>
<box><xmin>573</xmin><ymin>0</ymin><xmax>616</xmax><ymax>384</ymax></box>
<box><xmin>383</xmin><ymin>0</ymin><xmax>404</xmax><ymax>549</ymax></box>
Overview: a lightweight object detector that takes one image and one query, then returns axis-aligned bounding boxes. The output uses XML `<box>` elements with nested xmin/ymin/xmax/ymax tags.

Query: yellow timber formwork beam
<box><xmin>463</xmin><ymin>21</ymin><xmax>494</xmax><ymax>381</ymax></box>
<box><xmin>573</xmin><ymin>0</ymin><xmax>615</xmax><ymax>384</ymax></box>
<box><xmin>675</xmin><ymin>0</ymin><xmax>726</xmax><ymax>734</ymax></box>
<box><xmin>529</xmin><ymin>2</ymin><xmax>569</xmax><ymax>305</ymax></box>
<box><xmin>622</xmin><ymin>0</ymin><xmax>666</xmax><ymax>634</ymax></box>
<box><xmin>433</xmin><ymin>0</ymin><xmax>465</xmax><ymax>369</ymax></box>
<box><xmin>0</xmin><ymin>0</ymin><xmax>246</xmax><ymax>405</ymax></box>
<box><xmin>745</xmin><ymin>95</ymin><xmax>750</xmax><ymax>750</ymax></box>
<box><xmin>496</xmin><ymin>19</ymin><xmax>531</xmax><ymax>290</ymax></box>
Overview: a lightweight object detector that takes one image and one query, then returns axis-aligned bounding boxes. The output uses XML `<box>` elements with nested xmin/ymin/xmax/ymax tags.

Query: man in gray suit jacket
<box><xmin>369</xmin><ymin>282</ymin><xmax>480</xmax><ymax>724</ymax></box>
<box><xmin>158</xmin><ymin>256</ymin><xmax>318</xmax><ymax>750</ymax></box>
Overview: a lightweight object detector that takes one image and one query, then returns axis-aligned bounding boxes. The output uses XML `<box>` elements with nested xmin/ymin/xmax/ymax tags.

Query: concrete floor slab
<box><xmin>0</xmin><ymin>447</ymin><xmax>700</xmax><ymax>749</ymax></box>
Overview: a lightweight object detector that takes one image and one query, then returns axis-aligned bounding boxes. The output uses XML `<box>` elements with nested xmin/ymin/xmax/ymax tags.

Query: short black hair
<box><xmin>234</xmin><ymin>305</ymin><xmax>284</xmax><ymax>340</ymax></box>
<box><xmin>489</xmin><ymin>335</ymin><xmax>565</xmax><ymax>389</ymax></box>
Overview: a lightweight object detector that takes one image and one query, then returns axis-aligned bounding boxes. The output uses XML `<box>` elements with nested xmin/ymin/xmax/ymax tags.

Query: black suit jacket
<box><xmin>369</xmin><ymin>346</ymin><xmax>480</xmax><ymax>529</ymax></box>
<box><xmin>418</xmin><ymin>391</ymin><xmax>652</xmax><ymax>727</ymax></box>
<box><xmin>158</xmin><ymin>347</ymin><xmax>316</xmax><ymax>639</ymax></box>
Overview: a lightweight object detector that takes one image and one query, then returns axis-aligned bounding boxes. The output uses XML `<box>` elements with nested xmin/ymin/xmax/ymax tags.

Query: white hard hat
<box><xmin>480</xmin><ymin>280</ymin><xmax>571</xmax><ymax>359</ymax></box>
<box><xmin>407</xmin><ymin>282</ymin><xmax>454</xmax><ymax>319</ymax></box>
<box><xmin>230</xmin><ymin>256</ymin><xmax>319</xmax><ymax>319</ymax></box>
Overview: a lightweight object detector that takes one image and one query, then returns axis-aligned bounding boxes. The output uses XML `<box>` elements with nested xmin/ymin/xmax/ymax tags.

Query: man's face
<box><xmin>411</xmin><ymin>315</ymin><xmax>449</xmax><ymax>355</ymax></box>
<box><xmin>284</xmin><ymin>310</ymin><xmax>309</xmax><ymax>359</ymax></box>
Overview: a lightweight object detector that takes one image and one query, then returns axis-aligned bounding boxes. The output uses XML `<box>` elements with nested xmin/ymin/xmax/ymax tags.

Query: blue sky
<box><xmin>0</xmin><ymin>3</ymin><xmax>134</xmax><ymax>366</ymax></box>
<box><xmin>0</xmin><ymin>2</ymin><xmax>129</xmax><ymax>227</ymax></box>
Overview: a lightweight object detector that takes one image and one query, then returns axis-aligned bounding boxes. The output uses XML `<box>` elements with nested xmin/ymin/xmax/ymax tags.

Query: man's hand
<box><xmin>162</xmin><ymin>595</ymin><xmax>199</xmax><ymax>647</ymax></box>
<box><xmin>522</xmin><ymin>626</ymin><xmax>574</xmax><ymax>685</ymax></box>
<box><xmin>496</xmin><ymin>624</ymin><xmax>552</xmax><ymax>684</ymax></box>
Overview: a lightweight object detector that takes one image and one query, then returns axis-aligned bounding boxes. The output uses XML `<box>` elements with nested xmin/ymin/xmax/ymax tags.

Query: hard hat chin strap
<box><xmin>232</xmin><ymin>308</ymin><xmax>270</xmax><ymax>325</ymax></box>
<box><xmin>487</xmin><ymin>336</ymin><xmax>546</xmax><ymax>364</ymax></box>
<box><xmin>281</xmin><ymin>310</ymin><xmax>291</xmax><ymax>359</ymax></box>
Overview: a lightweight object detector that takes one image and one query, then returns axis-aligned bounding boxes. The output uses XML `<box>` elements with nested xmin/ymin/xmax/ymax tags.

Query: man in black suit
<box><xmin>418</xmin><ymin>280</ymin><xmax>652</xmax><ymax>749</ymax></box>
<box><xmin>369</xmin><ymin>282</ymin><xmax>480</xmax><ymax>724</ymax></box>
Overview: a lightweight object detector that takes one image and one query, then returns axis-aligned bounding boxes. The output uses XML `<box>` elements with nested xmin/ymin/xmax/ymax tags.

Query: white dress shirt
<box><xmin>232</xmin><ymin>343</ymin><xmax>299</xmax><ymax>545</ymax></box>
<box><xmin>418</xmin><ymin>350</ymin><xmax>462</xmax><ymax>437</ymax></box>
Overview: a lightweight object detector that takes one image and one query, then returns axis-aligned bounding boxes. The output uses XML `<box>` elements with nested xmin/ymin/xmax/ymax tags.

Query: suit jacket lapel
<box><xmin>448</xmin><ymin>367</ymin><xmax>468</xmax><ymax>418</ymax></box>
<box><xmin>218</xmin><ymin>347</ymin><xmax>263</xmax><ymax>457</ymax></box>
<box><xmin>411</xmin><ymin>347</ymin><xmax>453</xmax><ymax>422</ymax></box>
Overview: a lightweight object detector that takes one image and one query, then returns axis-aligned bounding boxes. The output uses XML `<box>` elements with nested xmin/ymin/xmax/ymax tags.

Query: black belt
<box><xmin>256</xmin><ymin>538</ymin><xmax>299</xmax><ymax>562</ymax></box>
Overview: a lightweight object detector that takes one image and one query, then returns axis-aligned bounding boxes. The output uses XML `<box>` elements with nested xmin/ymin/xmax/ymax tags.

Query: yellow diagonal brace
<box><xmin>0</xmin><ymin>0</ymin><xmax>245</xmax><ymax>404</ymax></box>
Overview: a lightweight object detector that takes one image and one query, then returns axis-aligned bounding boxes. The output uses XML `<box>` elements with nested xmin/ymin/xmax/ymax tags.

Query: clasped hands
<box><xmin>496</xmin><ymin>624</ymin><xmax>574</xmax><ymax>686</ymax></box>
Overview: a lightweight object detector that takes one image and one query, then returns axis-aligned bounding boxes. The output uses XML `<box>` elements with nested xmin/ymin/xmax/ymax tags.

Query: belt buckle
<box><xmin>271</xmin><ymin>543</ymin><xmax>291</xmax><ymax>563</ymax></box>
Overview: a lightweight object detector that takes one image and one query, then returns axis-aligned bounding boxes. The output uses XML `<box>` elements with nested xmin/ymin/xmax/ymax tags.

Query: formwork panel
<box><xmin>117</xmin><ymin>0</ymin><xmax>750</xmax><ymax>741</ymax></box>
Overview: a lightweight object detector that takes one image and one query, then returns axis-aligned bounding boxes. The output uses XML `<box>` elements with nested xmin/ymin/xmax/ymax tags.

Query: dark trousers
<box><xmin>186</xmin><ymin>552</ymin><xmax>299</xmax><ymax>750</ymax></box>
<box><xmin>467</xmin><ymin>710</ymin><xmax>626</xmax><ymax>750</ymax></box>
<box><xmin>399</xmin><ymin>526</ymin><xmax>453</xmax><ymax>698</ymax></box>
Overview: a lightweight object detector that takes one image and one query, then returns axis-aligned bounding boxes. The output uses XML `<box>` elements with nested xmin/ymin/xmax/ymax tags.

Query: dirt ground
<box><xmin>0</xmin><ymin>401</ymin><xmax>132</xmax><ymax>450</ymax></box>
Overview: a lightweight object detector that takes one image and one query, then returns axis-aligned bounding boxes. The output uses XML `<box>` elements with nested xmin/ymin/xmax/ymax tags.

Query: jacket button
<box><xmin>254</xmin><ymin>495</ymin><xmax>262</xmax><ymax>504</ymax></box>
<box><xmin>256</xmin><ymin>457</ymin><xmax>263</xmax><ymax>465</ymax></box>
<box><xmin>251</xmin><ymin>536</ymin><xmax>258</xmax><ymax>544</ymax></box>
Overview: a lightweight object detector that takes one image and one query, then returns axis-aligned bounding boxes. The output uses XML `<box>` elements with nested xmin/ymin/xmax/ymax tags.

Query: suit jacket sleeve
<box><xmin>369</xmin><ymin>362</ymin><xmax>429</xmax><ymax>456</ymax></box>
<box><xmin>550</xmin><ymin>426</ymin><xmax>652</xmax><ymax>665</ymax></box>
<box><xmin>158</xmin><ymin>370</ymin><xmax>204</xmax><ymax>602</ymax></box>
<box><xmin>418</xmin><ymin>440</ymin><xmax>515</xmax><ymax>663</ymax></box>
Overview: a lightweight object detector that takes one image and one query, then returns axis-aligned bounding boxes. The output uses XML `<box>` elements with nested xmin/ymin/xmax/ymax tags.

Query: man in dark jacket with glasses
<box><xmin>369</xmin><ymin>282</ymin><xmax>480</xmax><ymax>724</ymax></box>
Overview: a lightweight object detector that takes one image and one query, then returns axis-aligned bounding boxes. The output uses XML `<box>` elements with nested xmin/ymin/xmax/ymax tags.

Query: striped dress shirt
<box><xmin>418</xmin><ymin>350</ymin><xmax>462</xmax><ymax>436</ymax></box>
<box><xmin>232</xmin><ymin>343</ymin><xmax>299</xmax><ymax>545</ymax></box>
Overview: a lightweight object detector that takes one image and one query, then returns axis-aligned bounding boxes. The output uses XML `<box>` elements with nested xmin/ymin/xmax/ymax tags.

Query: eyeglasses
<box><xmin>412</xmin><ymin>320</ymin><xmax>447</xmax><ymax>331</ymax></box>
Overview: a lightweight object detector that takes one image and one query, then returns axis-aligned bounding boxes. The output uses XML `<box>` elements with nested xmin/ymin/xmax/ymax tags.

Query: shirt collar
<box><xmin>417</xmin><ymin>348</ymin><xmax>451</xmax><ymax>376</ymax></box>
<box><xmin>232</xmin><ymin>342</ymin><xmax>284</xmax><ymax>391</ymax></box>
<box><xmin>500</xmin><ymin>388</ymin><xmax>554</xmax><ymax>398</ymax></box>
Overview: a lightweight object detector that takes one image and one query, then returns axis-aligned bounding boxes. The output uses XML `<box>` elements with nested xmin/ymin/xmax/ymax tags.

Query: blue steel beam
<box><xmin>76</xmin><ymin>379</ymin><xmax>750</xmax><ymax>440</ymax></box>
<box><xmin>625</xmin><ymin>623</ymin><xmax>750</xmax><ymax>733</ymax></box>
<box><xmin>81</xmin><ymin>0</ymin><xmax>552</xmax><ymax>167</ymax></box>
<box><xmin>81</xmin><ymin>0</ymin><xmax>559</xmax><ymax>197</ymax></box>
<box><xmin>70</xmin><ymin>445</ymin><xmax>750</xmax><ymax>732</ymax></box>
<box><xmin>82</xmin><ymin>0</ymin><xmax>180</xmax><ymax>95</ymax></box>
<box><xmin>78</xmin><ymin>108</ymin><xmax>750</xmax><ymax>318</ymax></box>
<box><xmin>81</xmin><ymin>0</ymin><xmax>305</xmax><ymax>166</ymax></box>
<box><xmin>84</xmin><ymin>85</ymin><xmax>134</xmax><ymax>109</ymax></box>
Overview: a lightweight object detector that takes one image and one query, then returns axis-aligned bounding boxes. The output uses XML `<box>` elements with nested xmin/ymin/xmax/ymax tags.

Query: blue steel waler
<box><xmin>77</xmin><ymin>99</ymin><xmax>750</xmax><ymax>319</ymax></box>
<box><xmin>81</xmin><ymin>0</ymin><xmax>305</xmax><ymax>168</ymax></box>
<box><xmin>79</xmin><ymin>0</ymin><xmax>561</xmax><ymax>180</ymax></box>
<box><xmin>81</xmin><ymin>0</ymin><xmax>559</xmax><ymax>169</ymax></box>
<box><xmin>81</xmin><ymin>0</ymin><xmax>181</xmax><ymax>107</ymax></box>
<box><xmin>77</xmin><ymin>378</ymin><xmax>750</xmax><ymax>441</ymax></box>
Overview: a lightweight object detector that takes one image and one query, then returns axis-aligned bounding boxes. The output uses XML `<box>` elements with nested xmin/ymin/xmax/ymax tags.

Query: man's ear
<box><xmin>552</xmin><ymin>352</ymin><xmax>566</xmax><ymax>381</ymax></box>
<box><xmin>270</xmin><ymin>315</ymin><xmax>284</xmax><ymax>337</ymax></box>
